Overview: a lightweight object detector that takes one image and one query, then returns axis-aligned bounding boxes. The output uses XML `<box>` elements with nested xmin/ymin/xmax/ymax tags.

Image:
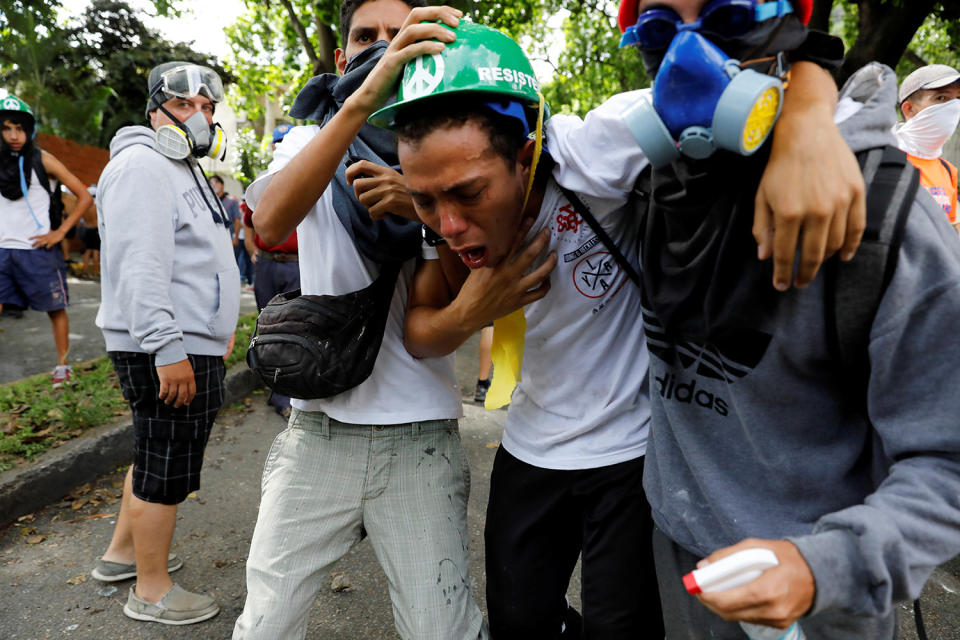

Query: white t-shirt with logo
<box><xmin>501</xmin><ymin>90</ymin><xmax>653</xmax><ymax>470</ymax></box>
<box><xmin>246</xmin><ymin>125</ymin><xmax>462</xmax><ymax>424</ymax></box>
<box><xmin>0</xmin><ymin>169</ymin><xmax>51</xmax><ymax>250</ymax></box>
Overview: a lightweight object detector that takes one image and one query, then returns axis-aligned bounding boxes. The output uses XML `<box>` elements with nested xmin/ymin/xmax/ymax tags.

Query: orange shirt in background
<box><xmin>908</xmin><ymin>154</ymin><xmax>960</xmax><ymax>224</ymax></box>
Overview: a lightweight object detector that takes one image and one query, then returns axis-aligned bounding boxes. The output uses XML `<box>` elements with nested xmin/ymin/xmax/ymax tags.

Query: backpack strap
<box><xmin>938</xmin><ymin>157</ymin><xmax>954</xmax><ymax>179</ymax></box>
<box><xmin>30</xmin><ymin>150</ymin><xmax>52</xmax><ymax>196</ymax></box>
<box><xmin>826</xmin><ymin>145</ymin><xmax>919</xmax><ymax>383</ymax></box>
<box><xmin>556</xmin><ymin>183</ymin><xmax>642</xmax><ymax>289</ymax></box>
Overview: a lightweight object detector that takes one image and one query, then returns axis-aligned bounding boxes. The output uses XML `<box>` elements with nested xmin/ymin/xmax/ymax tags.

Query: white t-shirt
<box><xmin>0</xmin><ymin>168</ymin><xmax>52</xmax><ymax>250</ymax></box>
<box><xmin>501</xmin><ymin>90</ymin><xmax>653</xmax><ymax>470</ymax></box>
<box><xmin>246</xmin><ymin>125</ymin><xmax>462</xmax><ymax>424</ymax></box>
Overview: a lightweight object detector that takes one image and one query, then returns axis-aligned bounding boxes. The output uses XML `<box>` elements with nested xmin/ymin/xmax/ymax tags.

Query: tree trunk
<box><xmin>838</xmin><ymin>0</ymin><xmax>938</xmax><ymax>85</ymax></box>
<box><xmin>313</xmin><ymin>15</ymin><xmax>337</xmax><ymax>75</ymax></box>
<box><xmin>808</xmin><ymin>0</ymin><xmax>835</xmax><ymax>32</ymax></box>
<box><xmin>277</xmin><ymin>0</ymin><xmax>323</xmax><ymax>75</ymax></box>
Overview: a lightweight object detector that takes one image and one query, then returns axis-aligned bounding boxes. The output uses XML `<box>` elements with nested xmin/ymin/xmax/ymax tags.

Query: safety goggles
<box><xmin>619</xmin><ymin>0</ymin><xmax>793</xmax><ymax>50</ymax></box>
<box><xmin>157</xmin><ymin>64</ymin><xmax>224</xmax><ymax>103</ymax></box>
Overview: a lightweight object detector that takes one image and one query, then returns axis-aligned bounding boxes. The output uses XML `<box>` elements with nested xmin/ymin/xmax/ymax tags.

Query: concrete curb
<box><xmin>0</xmin><ymin>365</ymin><xmax>262</xmax><ymax>529</ymax></box>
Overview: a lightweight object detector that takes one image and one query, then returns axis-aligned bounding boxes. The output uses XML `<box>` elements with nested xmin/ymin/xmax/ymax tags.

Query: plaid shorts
<box><xmin>109</xmin><ymin>351</ymin><xmax>226</xmax><ymax>505</ymax></box>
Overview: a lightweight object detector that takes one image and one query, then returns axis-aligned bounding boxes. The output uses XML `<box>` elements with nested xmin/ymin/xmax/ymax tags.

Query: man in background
<box><xmin>895</xmin><ymin>63</ymin><xmax>960</xmax><ymax>232</ymax></box>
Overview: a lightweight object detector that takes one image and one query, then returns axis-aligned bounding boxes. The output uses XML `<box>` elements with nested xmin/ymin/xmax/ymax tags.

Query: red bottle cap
<box><xmin>682</xmin><ymin>571</ymin><xmax>701</xmax><ymax>595</ymax></box>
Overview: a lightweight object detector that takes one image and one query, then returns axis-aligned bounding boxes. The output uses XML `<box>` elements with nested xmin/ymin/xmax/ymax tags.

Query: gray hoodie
<box><xmin>643</xmin><ymin>63</ymin><xmax>960</xmax><ymax>636</ymax></box>
<box><xmin>95</xmin><ymin>126</ymin><xmax>240</xmax><ymax>365</ymax></box>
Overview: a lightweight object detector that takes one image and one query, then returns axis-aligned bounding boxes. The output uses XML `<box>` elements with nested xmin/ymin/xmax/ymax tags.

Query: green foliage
<box><xmin>1</xmin><ymin>0</ymin><xmax>230</xmax><ymax>147</ymax></box>
<box><xmin>232</xmin><ymin>127</ymin><xmax>272</xmax><ymax>188</ymax></box>
<box><xmin>224</xmin><ymin>2</ymin><xmax>316</xmax><ymax>126</ymax></box>
<box><xmin>532</xmin><ymin>3</ymin><xmax>649</xmax><ymax>117</ymax></box>
<box><xmin>226</xmin><ymin>312</ymin><xmax>259</xmax><ymax>369</ymax></box>
<box><xmin>896</xmin><ymin>9</ymin><xmax>960</xmax><ymax>76</ymax></box>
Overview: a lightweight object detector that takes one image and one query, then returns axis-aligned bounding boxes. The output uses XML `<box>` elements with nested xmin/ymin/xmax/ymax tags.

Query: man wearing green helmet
<box><xmin>0</xmin><ymin>92</ymin><xmax>93</xmax><ymax>387</ymax></box>
<box><xmin>234</xmin><ymin>3</ymin><xmax>488</xmax><ymax>639</ymax></box>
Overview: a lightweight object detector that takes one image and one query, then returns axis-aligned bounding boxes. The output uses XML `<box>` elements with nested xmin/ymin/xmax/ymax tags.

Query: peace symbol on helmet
<box><xmin>2</xmin><ymin>97</ymin><xmax>21</xmax><ymax>110</ymax></box>
<box><xmin>404</xmin><ymin>53</ymin><xmax>445</xmax><ymax>99</ymax></box>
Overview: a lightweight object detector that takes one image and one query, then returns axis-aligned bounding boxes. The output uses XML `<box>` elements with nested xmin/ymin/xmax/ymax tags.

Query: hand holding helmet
<box><xmin>346</xmin><ymin>5</ymin><xmax>463</xmax><ymax>118</ymax></box>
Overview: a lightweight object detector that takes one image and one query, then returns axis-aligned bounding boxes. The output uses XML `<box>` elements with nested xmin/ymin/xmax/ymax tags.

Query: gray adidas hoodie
<box><xmin>95</xmin><ymin>126</ymin><xmax>240</xmax><ymax>366</ymax></box>
<box><xmin>643</xmin><ymin>63</ymin><xmax>960</xmax><ymax>636</ymax></box>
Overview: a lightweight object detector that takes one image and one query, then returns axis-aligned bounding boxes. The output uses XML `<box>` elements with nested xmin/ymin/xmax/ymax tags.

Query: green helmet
<box><xmin>0</xmin><ymin>93</ymin><xmax>35</xmax><ymax>128</ymax></box>
<box><xmin>369</xmin><ymin>21</ymin><xmax>548</xmax><ymax>129</ymax></box>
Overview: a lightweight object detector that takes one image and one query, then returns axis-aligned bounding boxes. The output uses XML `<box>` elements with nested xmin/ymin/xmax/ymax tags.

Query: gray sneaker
<box><xmin>123</xmin><ymin>583</ymin><xmax>219</xmax><ymax>625</ymax></box>
<box><xmin>91</xmin><ymin>553</ymin><xmax>183</xmax><ymax>582</ymax></box>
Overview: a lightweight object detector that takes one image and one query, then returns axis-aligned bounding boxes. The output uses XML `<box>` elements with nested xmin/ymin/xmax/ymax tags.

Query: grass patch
<box><xmin>0</xmin><ymin>312</ymin><xmax>258</xmax><ymax>472</ymax></box>
<box><xmin>226</xmin><ymin>312</ymin><xmax>258</xmax><ymax>369</ymax></box>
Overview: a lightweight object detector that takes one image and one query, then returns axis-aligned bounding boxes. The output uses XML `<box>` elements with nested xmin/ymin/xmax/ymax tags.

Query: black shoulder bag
<box><xmin>246</xmin><ymin>262</ymin><xmax>401</xmax><ymax>399</ymax></box>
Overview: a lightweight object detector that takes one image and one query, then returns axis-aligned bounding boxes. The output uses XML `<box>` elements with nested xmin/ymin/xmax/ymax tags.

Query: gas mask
<box><xmin>154</xmin><ymin>109</ymin><xmax>228</xmax><ymax>161</ymax></box>
<box><xmin>620</xmin><ymin>0</ymin><xmax>798</xmax><ymax>168</ymax></box>
<box><xmin>148</xmin><ymin>64</ymin><xmax>228</xmax><ymax>161</ymax></box>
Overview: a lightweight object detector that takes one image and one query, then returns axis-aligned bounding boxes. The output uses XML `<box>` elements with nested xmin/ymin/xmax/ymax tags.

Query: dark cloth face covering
<box><xmin>289</xmin><ymin>41</ymin><xmax>421</xmax><ymax>264</ymax></box>
<box><xmin>0</xmin><ymin>141</ymin><xmax>35</xmax><ymax>201</ymax></box>
<box><xmin>641</xmin><ymin>147</ymin><xmax>778</xmax><ymax>344</ymax></box>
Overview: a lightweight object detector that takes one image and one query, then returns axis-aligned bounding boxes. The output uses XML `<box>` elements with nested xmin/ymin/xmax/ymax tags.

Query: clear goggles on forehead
<box><xmin>619</xmin><ymin>0</ymin><xmax>793</xmax><ymax>50</ymax></box>
<box><xmin>157</xmin><ymin>64</ymin><xmax>224</xmax><ymax>103</ymax></box>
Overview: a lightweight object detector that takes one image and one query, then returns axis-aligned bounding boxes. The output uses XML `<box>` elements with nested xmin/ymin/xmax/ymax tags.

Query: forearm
<box><xmin>436</xmin><ymin>245</ymin><xmax>468</xmax><ymax>299</ymax></box>
<box><xmin>254</xmin><ymin>101</ymin><xmax>369</xmax><ymax>245</ymax></box>
<box><xmin>782</xmin><ymin>60</ymin><xmax>837</xmax><ymax>120</ymax></box>
<box><xmin>793</xmin><ymin>455</ymin><xmax>960</xmax><ymax>618</ymax></box>
<box><xmin>60</xmin><ymin>193</ymin><xmax>93</xmax><ymax>233</ymax></box>
<box><xmin>243</xmin><ymin>228</ymin><xmax>257</xmax><ymax>260</ymax></box>
<box><xmin>404</xmin><ymin>300</ymin><xmax>483</xmax><ymax>359</ymax></box>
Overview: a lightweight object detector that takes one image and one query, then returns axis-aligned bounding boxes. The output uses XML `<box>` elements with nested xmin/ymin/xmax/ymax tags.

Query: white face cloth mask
<box><xmin>893</xmin><ymin>99</ymin><xmax>960</xmax><ymax>159</ymax></box>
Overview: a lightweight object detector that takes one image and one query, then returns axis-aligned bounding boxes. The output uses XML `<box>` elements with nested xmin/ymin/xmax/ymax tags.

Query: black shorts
<box><xmin>82</xmin><ymin>227</ymin><xmax>100</xmax><ymax>252</ymax></box>
<box><xmin>109</xmin><ymin>351</ymin><xmax>226</xmax><ymax>505</ymax></box>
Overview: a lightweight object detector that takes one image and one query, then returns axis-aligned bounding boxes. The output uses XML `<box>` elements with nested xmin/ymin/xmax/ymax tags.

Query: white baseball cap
<box><xmin>899</xmin><ymin>64</ymin><xmax>960</xmax><ymax>105</ymax></box>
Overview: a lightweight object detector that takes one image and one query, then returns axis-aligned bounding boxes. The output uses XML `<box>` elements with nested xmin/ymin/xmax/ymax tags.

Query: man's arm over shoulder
<box><xmin>547</xmin><ymin>90</ymin><xmax>652</xmax><ymax>214</ymax></box>
<box><xmin>793</xmin><ymin>194</ymin><xmax>960</xmax><ymax>618</ymax></box>
<box><xmin>99</xmin><ymin>155</ymin><xmax>186</xmax><ymax>366</ymax></box>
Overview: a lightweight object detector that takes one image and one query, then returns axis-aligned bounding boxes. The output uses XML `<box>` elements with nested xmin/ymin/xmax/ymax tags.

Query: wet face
<box><xmin>399</xmin><ymin>121</ymin><xmax>530</xmax><ymax>270</ymax></box>
<box><xmin>149</xmin><ymin>94</ymin><xmax>214</xmax><ymax>130</ymax></box>
<box><xmin>1</xmin><ymin>119</ymin><xmax>27</xmax><ymax>151</ymax></box>
<box><xmin>902</xmin><ymin>82</ymin><xmax>960</xmax><ymax>120</ymax></box>
<box><xmin>336</xmin><ymin>0</ymin><xmax>412</xmax><ymax>74</ymax></box>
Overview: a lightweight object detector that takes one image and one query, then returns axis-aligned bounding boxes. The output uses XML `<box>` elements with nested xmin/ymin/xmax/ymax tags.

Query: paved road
<box><xmin>0</xmin><ymin>269</ymin><xmax>258</xmax><ymax>384</ymax></box>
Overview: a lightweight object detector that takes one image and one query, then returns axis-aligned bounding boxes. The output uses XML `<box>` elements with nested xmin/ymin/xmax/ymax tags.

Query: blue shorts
<box><xmin>0</xmin><ymin>247</ymin><xmax>69</xmax><ymax>312</ymax></box>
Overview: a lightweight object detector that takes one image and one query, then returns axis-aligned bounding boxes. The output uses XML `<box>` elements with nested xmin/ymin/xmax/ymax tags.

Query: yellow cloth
<box><xmin>485</xmin><ymin>309</ymin><xmax>527</xmax><ymax>410</ymax></box>
<box><xmin>484</xmin><ymin>92</ymin><xmax>545</xmax><ymax>411</ymax></box>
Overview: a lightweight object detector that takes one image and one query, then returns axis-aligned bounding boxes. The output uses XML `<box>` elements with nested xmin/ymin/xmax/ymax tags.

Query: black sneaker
<box><xmin>474</xmin><ymin>379</ymin><xmax>491</xmax><ymax>403</ymax></box>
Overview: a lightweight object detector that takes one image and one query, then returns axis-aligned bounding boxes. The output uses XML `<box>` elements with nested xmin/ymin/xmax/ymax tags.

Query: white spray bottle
<box><xmin>683</xmin><ymin>548</ymin><xmax>806</xmax><ymax>640</ymax></box>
